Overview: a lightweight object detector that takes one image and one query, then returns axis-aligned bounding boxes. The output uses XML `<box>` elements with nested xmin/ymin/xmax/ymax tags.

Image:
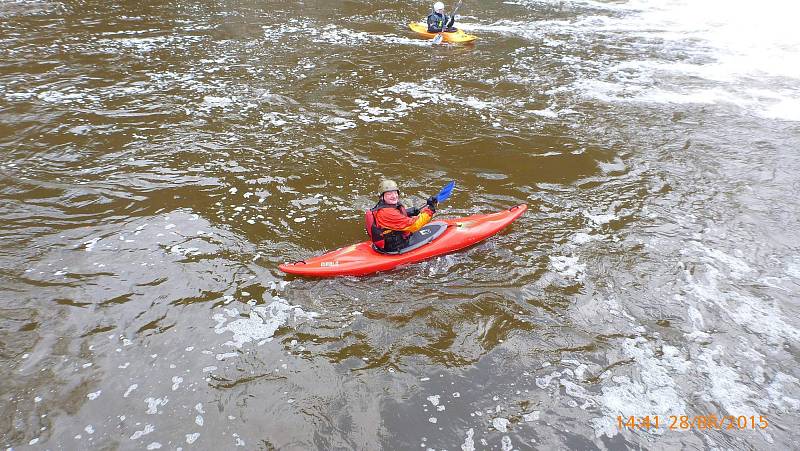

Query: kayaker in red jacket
<box><xmin>365</xmin><ymin>180</ymin><xmax>438</xmax><ymax>252</ymax></box>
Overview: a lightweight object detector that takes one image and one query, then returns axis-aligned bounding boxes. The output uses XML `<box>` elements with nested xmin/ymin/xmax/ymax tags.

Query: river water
<box><xmin>2</xmin><ymin>0</ymin><xmax>799</xmax><ymax>449</ymax></box>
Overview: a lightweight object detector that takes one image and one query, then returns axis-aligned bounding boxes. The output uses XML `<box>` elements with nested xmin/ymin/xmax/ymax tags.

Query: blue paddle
<box><xmin>435</xmin><ymin>180</ymin><xmax>456</xmax><ymax>203</ymax></box>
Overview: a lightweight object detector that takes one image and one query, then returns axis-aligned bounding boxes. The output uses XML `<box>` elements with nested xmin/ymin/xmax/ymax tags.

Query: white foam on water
<box><xmin>629</xmin><ymin>0</ymin><xmax>800</xmax><ymax>79</ymax></box>
<box><xmin>492</xmin><ymin>417</ymin><xmax>509</xmax><ymax>432</ymax></box>
<box><xmin>458</xmin><ymin>19</ymin><xmax>536</xmax><ymax>37</ymax></box>
<box><xmin>695</xmin><ymin>346</ymin><xmax>758</xmax><ymax>417</ymax></box>
<box><xmin>427</xmin><ymin>395</ymin><xmax>440</xmax><ymax>406</ymax></box>
<box><xmin>330</xmin><ymin>117</ymin><xmax>357</xmax><ymax>131</ymax></box>
<box><xmin>628</xmin><ymin>85</ymin><xmax>743</xmax><ymax>105</ymax></box>
<box><xmin>760</xmin><ymin>96</ymin><xmax>800</xmax><ymax>122</ymax></box>
<box><xmin>171</xmin><ymin>376</ymin><xmax>183</xmax><ymax>391</ymax></box>
<box><xmin>213</xmin><ymin>297</ymin><xmax>319</xmax><ymax>348</ymax></box>
<box><xmin>68</xmin><ymin>125</ymin><xmax>92</xmax><ymax>135</ymax></box>
<box><xmin>698</xmin><ymin>244</ymin><xmax>752</xmax><ymax>279</ymax></box>
<box><xmin>476</xmin><ymin>172</ymin><xmax>508</xmax><ymax>180</ymax></box>
<box><xmin>559</xmin><ymin>0</ymin><xmax>800</xmax><ymax>121</ymax></box>
<box><xmin>262</xmin><ymin>23</ymin><xmax>299</xmax><ymax>40</ymax></box>
<box><xmin>5</xmin><ymin>91</ymin><xmax>37</xmax><ymax>100</ymax></box>
<box><xmin>215</xmin><ymin>352</ymin><xmax>237</xmax><ymax>361</ymax></box>
<box><xmin>461</xmin><ymin>428</ymin><xmax>475</xmax><ymax>451</ymax></box>
<box><xmin>597</xmin><ymin>157</ymin><xmax>625</xmax><ymax>174</ymax></box>
<box><xmin>312</xmin><ymin>24</ymin><xmax>431</xmax><ymax>47</ymax></box>
<box><xmin>583</xmin><ymin>210</ymin><xmax>617</xmax><ymax>226</ymax></box>
<box><xmin>522</xmin><ymin>410</ymin><xmax>540</xmax><ymax>422</ymax></box>
<box><xmin>144</xmin><ymin>397</ymin><xmax>168</xmax><ymax>415</ymax></box>
<box><xmin>86</xmin><ymin>390</ymin><xmax>101</xmax><ymax>400</ymax></box>
<box><xmin>686</xmin><ymin>263</ymin><xmax>800</xmax><ymax>346</ymax></box>
<box><xmin>83</xmin><ymin>237</ymin><xmax>101</xmax><ymax>251</ymax></box>
<box><xmin>314</xmin><ymin>25</ymin><xmax>371</xmax><ymax>45</ymax></box>
<box><xmin>561</xmin><ymin>379</ymin><xmax>593</xmax><ymax>409</ymax></box>
<box><xmin>549</xmin><ymin>255</ymin><xmax>586</xmax><ymax>280</ymax></box>
<box><xmin>186</xmin><ymin>433</ymin><xmax>200</xmax><ymax>444</ymax></box>
<box><xmin>262</xmin><ymin>112</ymin><xmax>288</xmax><ymax>127</ymax></box>
<box><xmin>505</xmin><ymin>0</ymin><xmax>626</xmax><ymax>10</ymax></box>
<box><xmin>786</xmin><ymin>258</ymin><xmax>800</xmax><ymax>279</ymax></box>
<box><xmin>527</xmin><ymin>108</ymin><xmax>559</xmax><ymax>118</ymax></box>
<box><xmin>763</xmin><ymin>373</ymin><xmax>800</xmax><ymax>411</ymax></box>
<box><xmin>571</xmin><ymin>232</ymin><xmax>602</xmax><ymax>244</ymax></box>
<box><xmin>37</xmin><ymin>90</ymin><xmax>87</xmax><ymax>104</ymax></box>
<box><xmin>202</xmin><ymin>96</ymin><xmax>234</xmax><ymax>109</ymax></box>
<box><xmin>354</xmin><ymin>79</ymin><xmax>500</xmax><ymax>124</ymax></box>
<box><xmin>536</xmin><ymin>370</ymin><xmax>561</xmax><ymax>389</ymax></box>
<box><xmin>591</xmin><ymin>337</ymin><xmax>687</xmax><ymax>437</ymax></box>
<box><xmin>169</xmin><ymin>244</ymin><xmax>201</xmax><ymax>257</ymax></box>
<box><xmin>123</xmin><ymin>384</ymin><xmax>137</xmax><ymax>398</ymax></box>
<box><xmin>96</xmin><ymin>34</ymin><xmax>203</xmax><ymax>54</ymax></box>
<box><xmin>130</xmin><ymin>424</ymin><xmax>154</xmax><ymax>440</ymax></box>
<box><xmin>463</xmin><ymin>97</ymin><xmax>493</xmax><ymax>110</ymax></box>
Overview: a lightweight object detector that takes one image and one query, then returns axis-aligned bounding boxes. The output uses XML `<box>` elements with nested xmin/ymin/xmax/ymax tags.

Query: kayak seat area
<box><xmin>372</xmin><ymin>221</ymin><xmax>448</xmax><ymax>255</ymax></box>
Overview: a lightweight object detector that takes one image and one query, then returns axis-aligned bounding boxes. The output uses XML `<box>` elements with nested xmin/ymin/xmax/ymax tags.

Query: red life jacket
<box><xmin>364</xmin><ymin>201</ymin><xmax>409</xmax><ymax>251</ymax></box>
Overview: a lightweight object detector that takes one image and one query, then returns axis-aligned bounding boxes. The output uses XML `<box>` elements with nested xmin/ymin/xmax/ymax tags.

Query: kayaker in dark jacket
<box><xmin>365</xmin><ymin>180</ymin><xmax>437</xmax><ymax>252</ymax></box>
<box><xmin>427</xmin><ymin>1</ymin><xmax>456</xmax><ymax>33</ymax></box>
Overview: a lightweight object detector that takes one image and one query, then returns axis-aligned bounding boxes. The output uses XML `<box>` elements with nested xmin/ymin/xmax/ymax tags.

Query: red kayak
<box><xmin>279</xmin><ymin>204</ymin><xmax>527</xmax><ymax>277</ymax></box>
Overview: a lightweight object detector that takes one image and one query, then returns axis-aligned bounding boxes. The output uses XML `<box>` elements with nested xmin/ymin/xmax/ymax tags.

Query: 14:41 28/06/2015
<box><xmin>617</xmin><ymin>415</ymin><xmax>769</xmax><ymax>431</ymax></box>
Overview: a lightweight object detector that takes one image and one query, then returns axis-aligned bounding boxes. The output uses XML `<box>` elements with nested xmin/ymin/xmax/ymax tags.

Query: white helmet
<box><xmin>378</xmin><ymin>179</ymin><xmax>399</xmax><ymax>195</ymax></box>
<box><xmin>433</xmin><ymin>2</ymin><xmax>445</xmax><ymax>12</ymax></box>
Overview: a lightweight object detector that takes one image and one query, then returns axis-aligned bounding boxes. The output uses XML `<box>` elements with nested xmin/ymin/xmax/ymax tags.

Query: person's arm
<box><xmin>406</xmin><ymin>195</ymin><xmax>439</xmax><ymax>218</ymax></box>
<box><xmin>376</xmin><ymin>207</ymin><xmax>434</xmax><ymax>234</ymax></box>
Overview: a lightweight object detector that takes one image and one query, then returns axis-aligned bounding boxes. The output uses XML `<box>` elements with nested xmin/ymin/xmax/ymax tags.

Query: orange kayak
<box><xmin>279</xmin><ymin>204</ymin><xmax>526</xmax><ymax>277</ymax></box>
<box><xmin>408</xmin><ymin>22</ymin><xmax>478</xmax><ymax>43</ymax></box>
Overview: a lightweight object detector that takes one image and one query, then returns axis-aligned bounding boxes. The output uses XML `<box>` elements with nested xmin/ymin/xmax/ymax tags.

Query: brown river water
<box><xmin>2</xmin><ymin>0</ymin><xmax>800</xmax><ymax>449</ymax></box>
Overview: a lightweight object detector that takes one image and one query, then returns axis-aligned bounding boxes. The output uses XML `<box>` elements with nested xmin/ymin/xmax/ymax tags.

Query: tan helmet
<box><xmin>378</xmin><ymin>179</ymin><xmax>399</xmax><ymax>195</ymax></box>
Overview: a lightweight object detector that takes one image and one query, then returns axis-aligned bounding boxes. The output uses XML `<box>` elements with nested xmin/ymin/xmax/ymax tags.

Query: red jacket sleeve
<box><xmin>374</xmin><ymin>207</ymin><xmax>434</xmax><ymax>234</ymax></box>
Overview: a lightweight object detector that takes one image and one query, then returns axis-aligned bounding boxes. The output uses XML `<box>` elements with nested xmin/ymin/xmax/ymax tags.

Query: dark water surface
<box><xmin>2</xmin><ymin>0</ymin><xmax>800</xmax><ymax>449</ymax></box>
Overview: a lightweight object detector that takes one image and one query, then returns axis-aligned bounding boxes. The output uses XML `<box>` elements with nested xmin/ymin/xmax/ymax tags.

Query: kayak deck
<box><xmin>408</xmin><ymin>22</ymin><xmax>478</xmax><ymax>43</ymax></box>
<box><xmin>279</xmin><ymin>204</ymin><xmax>526</xmax><ymax>277</ymax></box>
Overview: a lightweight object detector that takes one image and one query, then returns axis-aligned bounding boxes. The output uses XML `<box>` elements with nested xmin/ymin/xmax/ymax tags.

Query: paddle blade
<box><xmin>436</xmin><ymin>180</ymin><xmax>456</xmax><ymax>203</ymax></box>
<box><xmin>432</xmin><ymin>33</ymin><xmax>443</xmax><ymax>44</ymax></box>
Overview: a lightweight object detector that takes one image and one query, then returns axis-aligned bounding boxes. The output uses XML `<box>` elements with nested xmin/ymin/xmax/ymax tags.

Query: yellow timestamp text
<box><xmin>617</xmin><ymin>415</ymin><xmax>769</xmax><ymax>431</ymax></box>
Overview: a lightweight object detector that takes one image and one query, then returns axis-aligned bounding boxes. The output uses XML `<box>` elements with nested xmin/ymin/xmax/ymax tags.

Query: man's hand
<box><xmin>426</xmin><ymin>196</ymin><xmax>438</xmax><ymax>212</ymax></box>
